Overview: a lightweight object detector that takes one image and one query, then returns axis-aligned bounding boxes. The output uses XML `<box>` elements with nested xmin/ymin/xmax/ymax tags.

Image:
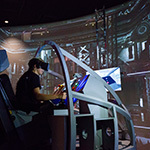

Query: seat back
<box><xmin>0</xmin><ymin>74</ymin><xmax>16</xmax><ymax>110</ymax></box>
<box><xmin>0</xmin><ymin>50</ymin><xmax>9</xmax><ymax>73</ymax></box>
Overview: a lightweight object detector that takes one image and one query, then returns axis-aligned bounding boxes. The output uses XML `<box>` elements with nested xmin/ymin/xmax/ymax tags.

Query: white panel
<box><xmin>83</xmin><ymin>75</ymin><xmax>108</xmax><ymax>118</ymax></box>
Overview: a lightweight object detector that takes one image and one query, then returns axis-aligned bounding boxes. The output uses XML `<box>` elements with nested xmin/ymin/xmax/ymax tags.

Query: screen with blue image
<box><xmin>94</xmin><ymin>67</ymin><xmax>121</xmax><ymax>91</ymax></box>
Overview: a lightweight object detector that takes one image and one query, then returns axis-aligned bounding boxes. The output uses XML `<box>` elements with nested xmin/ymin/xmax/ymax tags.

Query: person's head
<box><xmin>28</xmin><ymin>58</ymin><xmax>49</xmax><ymax>75</ymax></box>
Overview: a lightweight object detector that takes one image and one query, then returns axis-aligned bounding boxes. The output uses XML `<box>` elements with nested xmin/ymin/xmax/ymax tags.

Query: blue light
<box><xmin>52</xmin><ymin>99</ymin><xmax>61</xmax><ymax>104</ymax></box>
<box><xmin>76</xmin><ymin>75</ymin><xmax>89</xmax><ymax>92</ymax></box>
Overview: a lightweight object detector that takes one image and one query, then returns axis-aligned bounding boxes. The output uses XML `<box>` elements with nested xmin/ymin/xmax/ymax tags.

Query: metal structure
<box><xmin>0</xmin><ymin>41</ymin><xmax>136</xmax><ymax>150</ymax></box>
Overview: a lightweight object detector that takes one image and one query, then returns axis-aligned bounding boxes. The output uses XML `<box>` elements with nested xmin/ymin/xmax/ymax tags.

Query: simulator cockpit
<box><xmin>0</xmin><ymin>41</ymin><xmax>136</xmax><ymax>150</ymax></box>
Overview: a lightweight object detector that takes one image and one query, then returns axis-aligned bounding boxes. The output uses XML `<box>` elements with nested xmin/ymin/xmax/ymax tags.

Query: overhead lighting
<box><xmin>4</xmin><ymin>20</ymin><xmax>9</xmax><ymax>24</ymax></box>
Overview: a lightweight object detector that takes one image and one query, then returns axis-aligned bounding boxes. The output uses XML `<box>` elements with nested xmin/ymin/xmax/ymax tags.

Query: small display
<box><xmin>95</xmin><ymin>67</ymin><xmax>121</xmax><ymax>91</ymax></box>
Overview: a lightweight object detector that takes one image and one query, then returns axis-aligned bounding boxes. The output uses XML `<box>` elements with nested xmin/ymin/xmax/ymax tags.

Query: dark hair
<box><xmin>28</xmin><ymin>58</ymin><xmax>49</xmax><ymax>71</ymax></box>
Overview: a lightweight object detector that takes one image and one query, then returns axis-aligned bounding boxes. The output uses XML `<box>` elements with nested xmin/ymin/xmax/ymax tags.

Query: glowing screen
<box><xmin>95</xmin><ymin>67</ymin><xmax>121</xmax><ymax>91</ymax></box>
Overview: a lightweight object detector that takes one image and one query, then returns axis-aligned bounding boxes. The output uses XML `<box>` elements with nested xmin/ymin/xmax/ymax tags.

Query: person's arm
<box><xmin>33</xmin><ymin>87</ymin><xmax>65</xmax><ymax>101</ymax></box>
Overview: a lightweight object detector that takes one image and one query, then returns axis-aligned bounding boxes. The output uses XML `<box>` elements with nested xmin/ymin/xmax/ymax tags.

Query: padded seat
<box><xmin>0</xmin><ymin>74</ymin><xmax>17</xmax><ymax>110</ymax></box>
<box><xmin>0</xmin><ymin>73</ymin><xmax>39</xmax><ymax>127</ymax></box>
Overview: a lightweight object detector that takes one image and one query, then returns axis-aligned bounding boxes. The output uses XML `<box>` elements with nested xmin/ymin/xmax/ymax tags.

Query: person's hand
<box><xmin>56</xmin><ymin>92</ymin><xmax>67</xmax><ymax>99</ymax></box>
<box><xmin>62</xmin><ymin>92</ymin><xmax>67</xmax><ymax>100</ymax></box>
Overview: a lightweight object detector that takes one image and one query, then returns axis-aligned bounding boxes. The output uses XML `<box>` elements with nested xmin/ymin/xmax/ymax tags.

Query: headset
<box><xmin>28</xmin><ymin>58</ymin><xmax>49</xmax><ymax>71</ymax></box>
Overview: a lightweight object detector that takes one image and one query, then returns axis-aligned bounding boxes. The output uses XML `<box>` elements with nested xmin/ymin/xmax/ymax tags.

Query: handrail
<box><xmin>72</xmin><ymin>91</ymin><xmax>136</xmax><ymax>148</ymax></box>
<box><xmin>34</xmin><ymin>41</ymin><xmax>136</xmax><ymax>149</ymax></box>
<box><xmin>35</xmin><ymin>41</ymin><xmax>76</xmax><ymax>150</ymax></box>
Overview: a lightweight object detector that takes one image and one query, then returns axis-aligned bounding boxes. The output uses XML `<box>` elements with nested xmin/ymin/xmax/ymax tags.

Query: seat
<box><xmin>0</xmin><ymin>50</ymin><xmax>16</xmax><ymax>110</ymax></box>
<box><xmin>0</xmin><ymin>50</ymin><xmax>52</xmax><ymax>149</ymax></box>
<box><xmin>0</xmin><ymin>73</ymin><xmax>39</xmax><ymax>126</ymax></box>
<box><xmin>0</xmin><ymin>50</ymin><xmax>27</xmax><ymax>150</ymax></box>
<box><xmin>0</xmin><ymin>74</ymin><xmax>17</xmax><ymax>110</ymax></box>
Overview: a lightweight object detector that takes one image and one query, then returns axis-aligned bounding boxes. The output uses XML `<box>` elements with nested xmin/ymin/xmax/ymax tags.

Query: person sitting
<box><xmin>16</xmin><ymin>58</ymin><xmax>66</xmax><ymax>114</ymax></box>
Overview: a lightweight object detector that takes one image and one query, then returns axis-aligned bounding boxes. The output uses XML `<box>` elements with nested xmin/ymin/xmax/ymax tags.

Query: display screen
<box><xmin>95</xmin><ymin>67</ymin><xmax>121</xmax><ymax>91</ymax></box>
